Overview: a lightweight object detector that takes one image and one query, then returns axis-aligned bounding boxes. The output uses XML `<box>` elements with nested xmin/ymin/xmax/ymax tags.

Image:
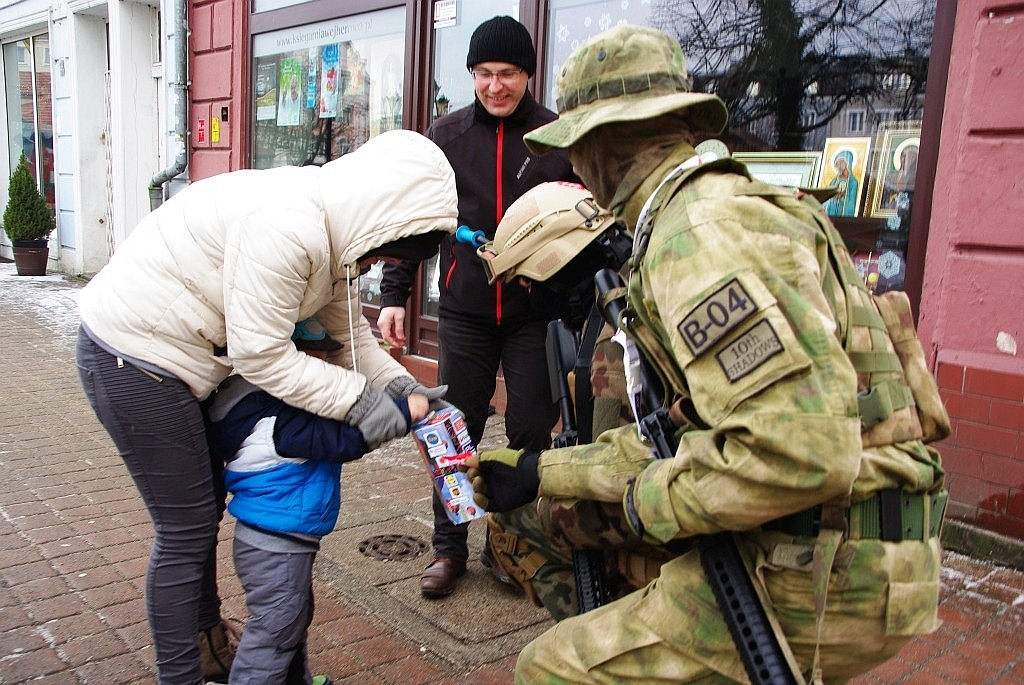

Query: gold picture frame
<box><xmin>869</xmin><ymin>121</ymin><xmax>922</xmax><ymax>218</ymax></box>
<box><xmin>733</xmin><ymin>152</ymin><xmax>823</xmax><ymax>189</ymax></box>
<box><xmin>817</xmin><ymin>137</ymin><xmax>872</xmax><ymax>218</ymax></box>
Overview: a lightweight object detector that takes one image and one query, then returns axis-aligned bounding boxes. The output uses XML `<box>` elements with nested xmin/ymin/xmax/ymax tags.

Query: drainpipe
<box><xmin>149</xmin><ymin>0</ymin><xmax>188</xmax><ymax>210</ymax></box>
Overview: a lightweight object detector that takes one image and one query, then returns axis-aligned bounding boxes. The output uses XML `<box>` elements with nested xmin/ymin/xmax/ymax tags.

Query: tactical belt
<box><xmin>765</xmin><ymin>489</ymin><xmax>947</xmax><ymax>541</ymax></box>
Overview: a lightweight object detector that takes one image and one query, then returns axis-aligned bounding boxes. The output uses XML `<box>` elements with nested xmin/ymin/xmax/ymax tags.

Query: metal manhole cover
<box><xmin>358</xmin><ymin>534</ymin><xmax>428</xmax><ymax>561</ymax></box>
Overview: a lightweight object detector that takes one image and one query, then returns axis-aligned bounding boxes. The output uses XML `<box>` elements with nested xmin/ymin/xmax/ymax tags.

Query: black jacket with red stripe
<box><xmin>379</xmin><ymin>93</ymin><xmax>578</xmax><ymax>324</ymax></box>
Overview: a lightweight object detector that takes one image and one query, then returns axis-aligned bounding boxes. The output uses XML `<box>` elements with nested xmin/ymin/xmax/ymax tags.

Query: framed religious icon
<box><xmin>733</xmin><ymin>152</ymin><xmax>822</xmax><ymax>189</ymax></box>
<box><xmin>869</xmin><ymin>122</ymin><xmax>922</xmax><ymax>218</ymax></box>
<box><xmin>817</xmin><ymin>137</ymin><xmax>872</xmax><ymax>218</ymax></box>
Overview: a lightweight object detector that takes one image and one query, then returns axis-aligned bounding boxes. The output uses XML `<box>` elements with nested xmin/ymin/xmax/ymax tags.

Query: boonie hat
<box><xmin>478</xmin><ymin>181</ymin><xmax>618</xmax><ymax>285</ymax></box>
<box><xmin>524</xmin><ymin>25</ymin><xmax>728</xmax><ymax>155</ymax></box>
<box><xmin>292</xmin><ymin>317</ymin><xmax>342</xmax><ymax>352</ymax></box>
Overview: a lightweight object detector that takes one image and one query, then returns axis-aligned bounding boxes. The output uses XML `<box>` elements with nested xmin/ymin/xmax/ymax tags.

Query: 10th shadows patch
<box><xmin>677</xmin><ymin>277</ymin><xmax>784</xmax><ymax>382</ymax></box>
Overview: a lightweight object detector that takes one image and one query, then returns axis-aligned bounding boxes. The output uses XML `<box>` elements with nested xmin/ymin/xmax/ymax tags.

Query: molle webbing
<box><xmin>628</xmin><ymin>159</ymin><xmax>917</xmax><ymax>436</ymax></box>
<box><xmin>623</xmin><ymin>161</ymin><xmax>742</xmax><ymax>407</ymax></box>
<box><xmin>722</xmin><ymin>175</ymin><xmax>916</xmax><ymax>434</ymax></box>
<box><xmin>804</xmin><ymin>197</ymin><xmax>917</xmax><ymax>433</ymax></box>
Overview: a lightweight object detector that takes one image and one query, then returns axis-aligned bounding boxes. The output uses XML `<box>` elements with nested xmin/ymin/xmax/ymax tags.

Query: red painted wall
<box><xmin>189</xmin><ymin>0</ymin><xmax>248</xmax><ymax>179</ymax></box>
<box><xmin>919</xmin><ymin>1</ymin><xmax>1024</xmax><ymax>539</ymax></box>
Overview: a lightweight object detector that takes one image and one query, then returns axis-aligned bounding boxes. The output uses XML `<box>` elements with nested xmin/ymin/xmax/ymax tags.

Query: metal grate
<box><xmin>358</xmin><ymin>534</ymin><xmax>428</xmax><ymax>562</ymax></box>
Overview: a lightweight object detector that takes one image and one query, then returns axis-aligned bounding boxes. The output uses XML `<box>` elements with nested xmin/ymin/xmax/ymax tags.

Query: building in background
<box><xmin>0</xmin><ymin>0</ymin><xmax>1021</xmax><ymax>546</ymax></box>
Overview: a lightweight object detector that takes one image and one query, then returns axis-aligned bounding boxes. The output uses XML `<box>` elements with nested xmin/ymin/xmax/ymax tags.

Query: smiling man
<box><xmin>378</xmin><ymin>15</ymin><xmax>579</xmax><ymax>599</ymax></box>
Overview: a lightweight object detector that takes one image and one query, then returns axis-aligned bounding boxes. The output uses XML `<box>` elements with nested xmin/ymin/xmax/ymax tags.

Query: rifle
<box><xmin>545</xmin><ymin>317</ymin><xmax>609</xmax><ymax>613</ymax></box>
<box><xmin>594</xmin><ymin>267</ymin><xmax>798</xmax><ymax>685</ymax></box>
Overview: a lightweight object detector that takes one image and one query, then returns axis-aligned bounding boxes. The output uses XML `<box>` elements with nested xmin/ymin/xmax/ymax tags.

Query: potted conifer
<box><xmin>3</xmin><ymin>152</ymin><xmax>55</xmax><ymax>276</ymax></box>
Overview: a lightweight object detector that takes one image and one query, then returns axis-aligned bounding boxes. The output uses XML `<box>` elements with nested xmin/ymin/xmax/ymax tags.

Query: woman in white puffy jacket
<box><xmin>75</xmin><ymin>130</ymin><xmax>457</xmax><ymax>685</ymax></box>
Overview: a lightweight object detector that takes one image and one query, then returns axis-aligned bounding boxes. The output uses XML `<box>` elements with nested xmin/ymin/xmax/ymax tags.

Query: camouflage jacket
<box><xmin>539</xmin><ymin>142</ymin><xmax>945</xmax><ymax>544</ymax></box>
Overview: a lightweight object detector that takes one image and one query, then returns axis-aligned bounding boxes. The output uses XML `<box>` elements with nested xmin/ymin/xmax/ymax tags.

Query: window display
<box><xmin>251</xmin><ymin>7</ymin><xmax>406</xmax><ymax>306</ymax></box>
<box><xmin>543</xmin><ymin>0</ymin><xmax>934</xmax><ymax>294</ymax></box>
<box><xmin>3</xmin><ymin>35</ymin><xmax>53</xmax><ymax>213</ymax></box>
<box><xmin>251</xmin><ymin>7</ymin><xmax>406</xmax><ymax>169</ymax></box>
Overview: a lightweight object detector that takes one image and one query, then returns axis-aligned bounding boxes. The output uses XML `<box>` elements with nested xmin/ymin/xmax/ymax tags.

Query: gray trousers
<box><xmin>230</xmin><ymin>534</ymin><xmax>315</xmax><ymax>685</ymax></box>
<box><xmin>76</xmin><ymin>327</ymin><xmax>224</xmax><ymax>685</ymax></box>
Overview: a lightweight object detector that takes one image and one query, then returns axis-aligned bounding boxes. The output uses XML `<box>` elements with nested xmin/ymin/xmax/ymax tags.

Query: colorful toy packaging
<box><xmin>410</xmin><ymin>406</ymin><xmax>487</xmax><ymax>525</ymax></box>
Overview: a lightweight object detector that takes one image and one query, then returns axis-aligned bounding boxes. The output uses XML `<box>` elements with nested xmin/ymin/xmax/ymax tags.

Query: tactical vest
<box><xmin>619</xmin><ymin>158</ymin><xmax>949</xmax><ymax>446</ymax></box>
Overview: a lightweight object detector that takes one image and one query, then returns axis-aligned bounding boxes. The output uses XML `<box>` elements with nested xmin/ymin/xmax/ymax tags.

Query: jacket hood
<box><xmin>317</xmin><ymin>130</ymin><xmax>458</xmax><ymax>277</ymax></box>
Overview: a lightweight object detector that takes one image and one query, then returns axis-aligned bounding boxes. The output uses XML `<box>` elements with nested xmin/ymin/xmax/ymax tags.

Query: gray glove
<box><xmin>384</xmin><ymin>377</ymin><xmax>451</xmax><ymax>412</ymax></box>
<box><xmin>347</xmin><ymin>383</ymin><xmax>411</xmax><ymax>449</ymax></box>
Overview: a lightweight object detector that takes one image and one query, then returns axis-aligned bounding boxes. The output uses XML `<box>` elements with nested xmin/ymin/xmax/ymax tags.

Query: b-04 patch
<box><xmin>677</xmin><ymin>278</ymin><xmax>757</xmax><ymax>355</ymax></box>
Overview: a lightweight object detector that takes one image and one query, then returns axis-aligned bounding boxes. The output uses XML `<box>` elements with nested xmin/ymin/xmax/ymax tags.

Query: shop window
<box><xmin>250</xmin><ymin>7</ymin><xmax>406</xmax><ymax>305</ymax></box>
<box><xmin>542</xmin><ymin>0</ymin><xmax>936</xmax><ymax>294</ymax></box>
<box><xmin>251</xmin><ymin>6</ymin><xmax>406</xmax><ymax>171</ymax></box>
<box><xmin>3</xmin><ymin>35</ymin><xmax>54</xmax><ymax>213</ymax></box>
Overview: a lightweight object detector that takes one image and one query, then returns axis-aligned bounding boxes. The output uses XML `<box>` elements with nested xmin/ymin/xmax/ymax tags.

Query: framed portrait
<box><xmin>869</xmin><ymin>122</ymin><xmax>922</xmax><ymax>218</ymax></box>
<box><xmin>817</xmin><ymin>137</ymin><xmax>872</xmax><ymax>218</ymax></box>
<box><xmin>733</xmin><ymin>152</ymin><xmax>822</xmax><ymax>189</ymax></box>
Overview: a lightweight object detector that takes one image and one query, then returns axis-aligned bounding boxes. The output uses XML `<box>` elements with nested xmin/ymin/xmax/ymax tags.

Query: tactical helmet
<box><xmin>479</xmin><ymin>182</ymin><xmax>620</xmax><ymax>285</ymax></box>
<box><xmin>524</xmin><ymin>25</ymin><xmax>728</xmax><ymax>155</ymax></box>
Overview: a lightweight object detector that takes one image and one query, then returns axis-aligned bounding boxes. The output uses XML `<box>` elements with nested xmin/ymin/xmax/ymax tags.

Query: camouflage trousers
<box><xmin>491</xmin><ymin>498</ymin><xmax>681</xmax><ymax>621</ymax></box>
<box><xmin>513</xmin><ymin>532</ymin><xmax>942</xmax><ymax>684</ymax></box>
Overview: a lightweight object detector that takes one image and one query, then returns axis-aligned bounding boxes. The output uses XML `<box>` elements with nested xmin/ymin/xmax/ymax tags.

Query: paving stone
<box><xmin>3</xmin><ymin>261</ymin><xmax>1024</xmax><ymax>684</ymax></box>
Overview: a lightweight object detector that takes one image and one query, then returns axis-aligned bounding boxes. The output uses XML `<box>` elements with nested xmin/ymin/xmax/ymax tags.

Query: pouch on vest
<box><xmin>872</xmin><ymin>290</ymin><xmax>950</xmax><ymax>443</ymax></box>
<box><xmin>747</xmin><ymin>181</ymin><xmax>949</xmax><ymax>447</ymax></box>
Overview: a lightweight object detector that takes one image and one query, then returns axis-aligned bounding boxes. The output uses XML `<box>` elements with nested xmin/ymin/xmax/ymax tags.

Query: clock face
<box><xmin>696</xmin><ymin>139</ymin><xmax>731</xmax><ymax>161</ymax></box>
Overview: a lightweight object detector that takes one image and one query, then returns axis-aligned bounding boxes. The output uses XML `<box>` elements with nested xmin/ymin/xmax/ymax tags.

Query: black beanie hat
<box><xmin>466</xmin><ymin>16</ymin><xmax>536</xmax><ymax>76</ymax></box>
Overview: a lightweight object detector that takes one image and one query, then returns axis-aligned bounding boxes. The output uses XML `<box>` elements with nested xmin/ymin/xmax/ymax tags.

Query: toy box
<box><xmin>410</xmin><ymin>406</ymin><xmax>487</xmax><ymax>525</ymax></box>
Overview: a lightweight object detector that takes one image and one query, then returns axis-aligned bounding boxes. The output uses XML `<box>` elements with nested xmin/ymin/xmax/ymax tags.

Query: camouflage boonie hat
<box><xmin>525</xmin><ymin>25</ymin><xmax>728</xmax><ymax>155</ymax></box>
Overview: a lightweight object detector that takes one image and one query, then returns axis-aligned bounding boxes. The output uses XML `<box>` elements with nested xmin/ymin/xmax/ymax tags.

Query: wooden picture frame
<box><xmin>733</xmin><ymin>152</ymin><xmax>823</xmax><ymax>189</ymax></box>
<box><xmin>869</xmin><ymin>122</ymin><xmax>922</xmax><ymax>218</ymax></box>
<box><xmin>817</xmin><ymin>137</ymin><xmax>872</xmax><ymax>217</ymax></box>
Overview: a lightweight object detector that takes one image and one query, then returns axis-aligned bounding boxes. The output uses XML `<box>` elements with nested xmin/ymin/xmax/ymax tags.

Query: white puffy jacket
<box><xmin>79</xmin><ymin>130</ymin><xmax>458</xmax><ymax>422</ymax></box>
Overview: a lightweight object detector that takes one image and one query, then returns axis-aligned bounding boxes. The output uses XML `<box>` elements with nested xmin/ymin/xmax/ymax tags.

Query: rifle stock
<box><xmin>545</xmin><ymin>319</ymin><xmax>608</xmax><ymax>613</ymax></box>
<box><xmin>593</xmin><ymin>268</ymin><xmax>798</xmax><ymax>685</ymax></box>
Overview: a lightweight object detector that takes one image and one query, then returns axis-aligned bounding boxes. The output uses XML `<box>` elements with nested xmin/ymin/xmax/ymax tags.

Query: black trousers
<box><xmin>431</xmin><ymin>313</ymin><xmax>557</xmax><ymax>561</ymax></box>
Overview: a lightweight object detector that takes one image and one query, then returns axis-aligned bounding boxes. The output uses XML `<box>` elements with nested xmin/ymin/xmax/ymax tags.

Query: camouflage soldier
<box><xmin>474</xmin><ymin>181</ymin><xmax>680</xmax><ymax>621</ymax></box>
<box><xmin>467</xmin><ymin>25</ymin><xmax>949</xmax><ymax>684</ymax></box>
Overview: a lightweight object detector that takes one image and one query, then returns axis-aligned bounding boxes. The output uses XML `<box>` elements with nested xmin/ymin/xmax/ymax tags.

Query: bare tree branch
<box><xmin>655</xmin><ymin>0</ymin><xmax>934</xmax><ymax>150</ymax></box>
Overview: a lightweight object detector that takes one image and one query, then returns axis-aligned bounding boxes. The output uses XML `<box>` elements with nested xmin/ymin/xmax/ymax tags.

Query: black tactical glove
<box><xmin>463</xmin><ymin>449</ymin><xmax>540</xmax><ymax>512</ymax></box>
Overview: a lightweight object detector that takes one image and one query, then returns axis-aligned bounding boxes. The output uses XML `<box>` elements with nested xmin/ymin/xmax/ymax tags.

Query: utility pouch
<box><xmin>872</xmin><ymin>290</ymin><xmax>950</xmax><ymax>443</ymax></box>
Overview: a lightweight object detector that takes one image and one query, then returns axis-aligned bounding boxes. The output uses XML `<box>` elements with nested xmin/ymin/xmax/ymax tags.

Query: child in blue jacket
<box><xmin>207</xmin><ymin>317</ymin><xmax>428</xmax><ymax>685</ymax></box>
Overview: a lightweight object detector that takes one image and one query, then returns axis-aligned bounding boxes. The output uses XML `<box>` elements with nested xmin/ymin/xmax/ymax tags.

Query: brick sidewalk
<box><xmin>2</xmin><ymin>264</ymin><xmax>1024</xmax><ymax>684</ymax></box>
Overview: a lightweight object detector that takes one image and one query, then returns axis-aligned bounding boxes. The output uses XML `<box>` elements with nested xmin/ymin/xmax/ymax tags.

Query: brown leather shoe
<box><xmin>420</xmin><ymin>557</ymin><xmax>466</xmax><ymax>598</ymax></box>
<box><xmin>198</xmin><ymin>618</ymin><xmax>241</xmax><ymax>680</ymax></box>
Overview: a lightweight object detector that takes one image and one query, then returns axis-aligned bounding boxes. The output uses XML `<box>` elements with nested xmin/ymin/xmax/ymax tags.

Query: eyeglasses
<box><xmin>470</xmin><ymin>68</ymin><xmax>524</xmax><ymax>84</ymax></box>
